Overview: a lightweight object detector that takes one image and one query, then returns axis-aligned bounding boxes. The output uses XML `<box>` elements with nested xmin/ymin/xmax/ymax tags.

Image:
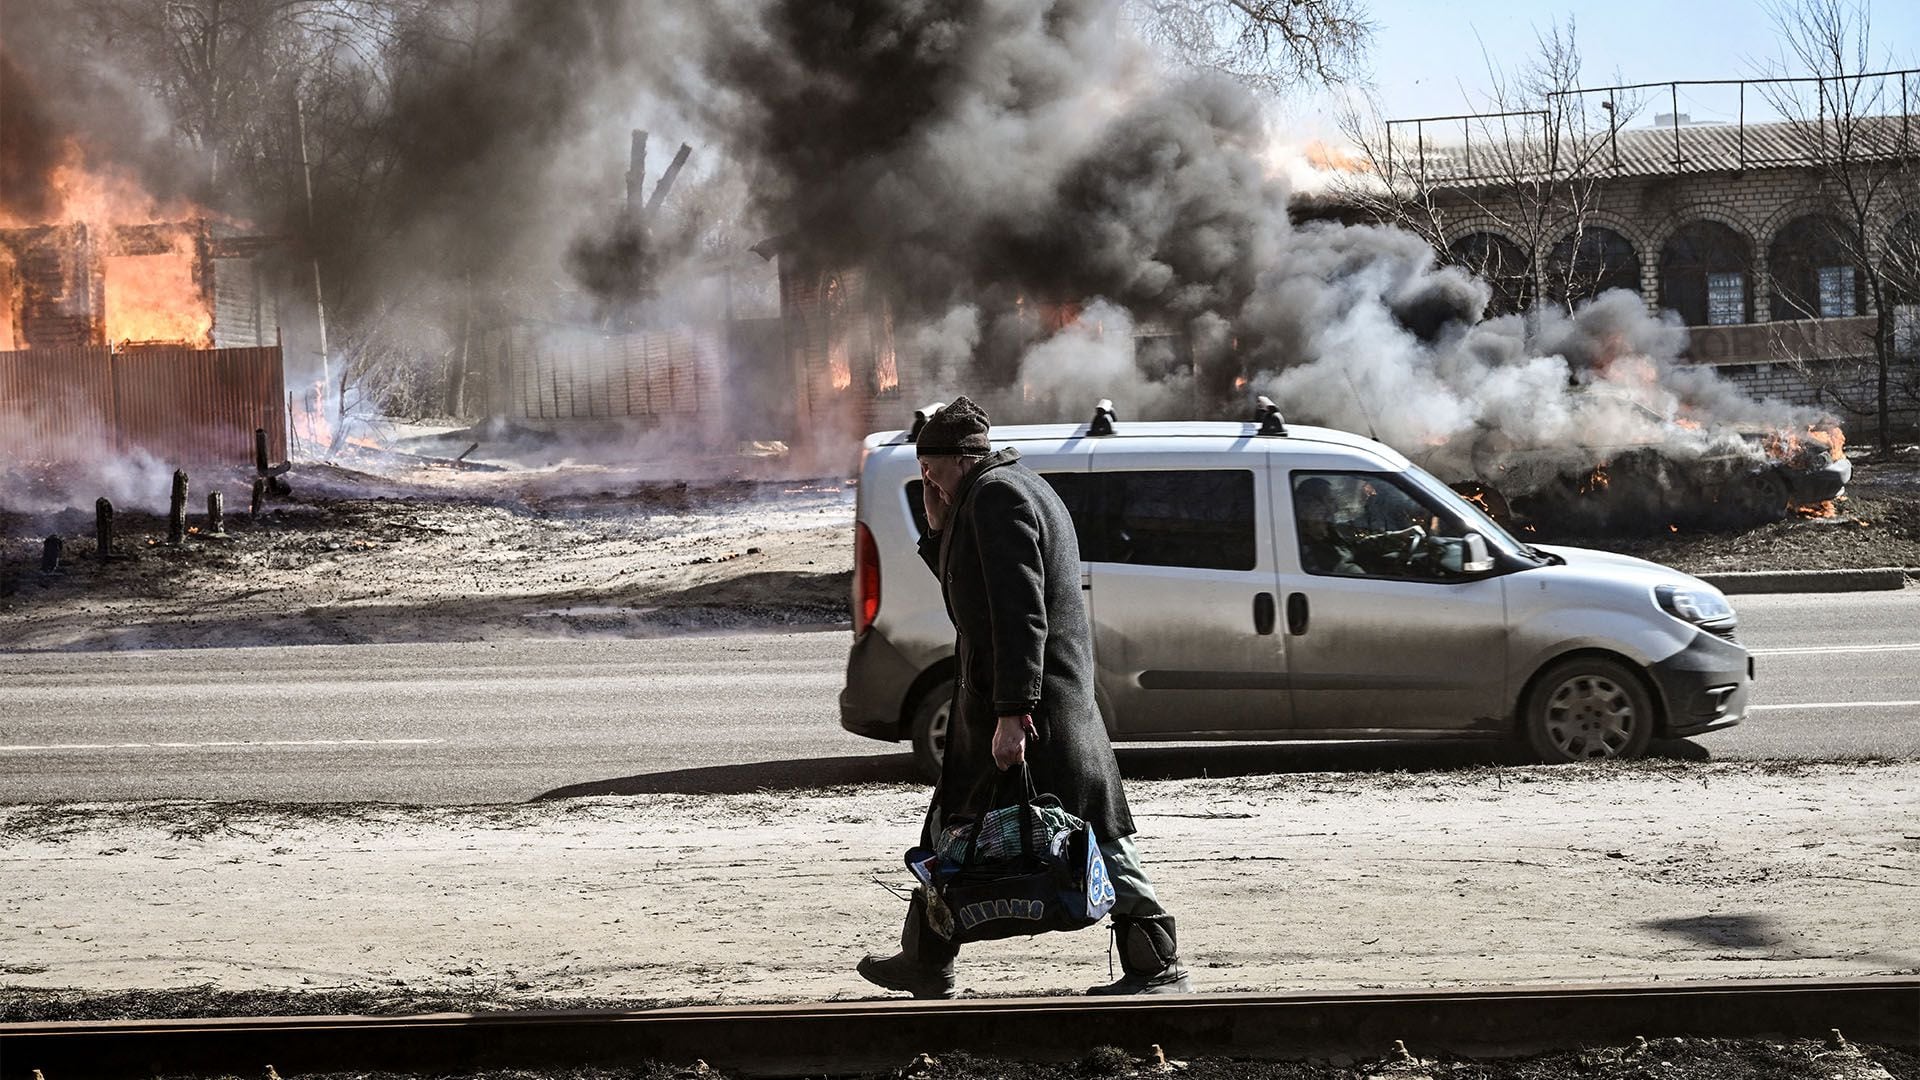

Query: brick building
<box><xmin>1318</xmin><ymin>105</ymin><xmax>1920</xmax><ymax>437</ymax></box>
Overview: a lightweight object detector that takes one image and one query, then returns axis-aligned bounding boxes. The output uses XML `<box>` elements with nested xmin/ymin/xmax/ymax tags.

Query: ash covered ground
<box><xmin>0</xmin><ymin>453</ymin><xmax>856</xmax><ymax>651</ymax></box>
<box><xmin>3</xmin><ymin>445</ymin><xmax>1919</xmax><ymax>651</ymax></box>
<box><xmin>1</xmin><ymin>1041</ymin><xmax>1915</xmax><ymax>1080</ymax></box>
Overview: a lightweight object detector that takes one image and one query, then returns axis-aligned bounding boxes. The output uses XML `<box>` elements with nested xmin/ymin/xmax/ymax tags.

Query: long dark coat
<box><xmin>917</xmin><ymin>448</ymin><xmax>1134</xmax><ymax>844</ymax></box>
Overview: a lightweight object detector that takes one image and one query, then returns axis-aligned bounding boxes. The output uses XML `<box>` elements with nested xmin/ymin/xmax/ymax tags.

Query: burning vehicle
<box><xmin>1439</xmin><ymin>399</ymin><xmax>1852</xmax><ymax>536</ymax></box>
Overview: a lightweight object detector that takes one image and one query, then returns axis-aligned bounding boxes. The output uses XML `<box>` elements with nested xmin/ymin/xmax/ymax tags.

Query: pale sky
<box><xmin>1284</xmin><ymin>0</ymin><xmax>1920</xmax><ymax>138</ymax></box>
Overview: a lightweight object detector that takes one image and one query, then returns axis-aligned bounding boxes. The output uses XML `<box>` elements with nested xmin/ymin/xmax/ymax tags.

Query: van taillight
<box><xmin>853</xmin><ymin>522</ymin><xmax>881</xmax><ymax>636</ymax></box>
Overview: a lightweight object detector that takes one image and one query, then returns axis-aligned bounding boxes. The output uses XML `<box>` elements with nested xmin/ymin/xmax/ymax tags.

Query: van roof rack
<box><xmin>1089</xmin><ymin>399</ymin><xmax>1117</xmax><ymax>436</ymax></box>
<box><xmin>1254</xmin><ymin>396</ymin><xmax>1288</xmax><ymax>436</ymax></box>
<box><xmin>908</xmin><ymin>402</ymin><xmax>947</xmax><ymax>442</ymax></box>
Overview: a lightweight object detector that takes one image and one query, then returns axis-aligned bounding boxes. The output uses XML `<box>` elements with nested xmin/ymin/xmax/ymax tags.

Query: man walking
<box><xmin>857</xmin><ymin>396</ymin><xmax>1191</xmax><ymax>998</ymax></box>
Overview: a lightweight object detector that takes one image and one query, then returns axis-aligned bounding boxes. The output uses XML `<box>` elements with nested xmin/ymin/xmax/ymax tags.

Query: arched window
<box><xmin>1547</xmin><ymin>226</ymin><xmax>1641</xmax><ymax>308</ymax></box>
<box><xmin>1889</xmin><ymin>212</ymin><xmax>1920</xmax><ymax>357</ymax></box>
<box><xmin>1447</xmin><ymin>232</ymin><xmax>1533</xmax><ymax>316</ymax></box>
<box><xmin>1768</xmin><ymin>215</ymin><xmax>1865</xmax><ymax>321</ymax></box>
<box><xmin>823</xmin><ymin>273</ymin><xmax>852</xmax><ymax>391</ymax></box>
<box><xmin>1659</xmin><ymin>220</ymin><xmax>1754</xmax><ymax>326</ymax></box>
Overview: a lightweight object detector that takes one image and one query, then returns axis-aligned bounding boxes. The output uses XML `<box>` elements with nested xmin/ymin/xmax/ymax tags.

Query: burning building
<box><xmin>0</xmin><ymin>148</ymin><xmax>287</xmax><ymax>471</ymax></box>
<box><xmin>0</xmin><ymin>220</ymin><xmax>277</xmax><ymax>352</ymax></box>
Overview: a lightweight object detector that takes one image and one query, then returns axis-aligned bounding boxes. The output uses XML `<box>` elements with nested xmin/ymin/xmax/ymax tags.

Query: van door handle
<box><xmin>1286</xmin><ymin>592</ymin><xmax>1309</xmax><ymax>635</ymax></box>
<box><xmin>1253</xmin><ymin>592</ymin><xmax>1276</xmax><ymax>635</ymax></box>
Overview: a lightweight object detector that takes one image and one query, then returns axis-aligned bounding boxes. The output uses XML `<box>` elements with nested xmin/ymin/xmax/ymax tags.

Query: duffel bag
<box><xmin>905</xmin><ymin>764</ymin><xmax>1115</xmax><ymax>944</ymax></box>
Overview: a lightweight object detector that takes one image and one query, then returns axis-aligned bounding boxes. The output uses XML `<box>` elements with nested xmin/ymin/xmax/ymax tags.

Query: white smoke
<box><xmin>912</xmin><ymin>305</ymin><xmax>983</xmax><ymax>395</ymax></box>
<box><xmin>1015</xmin><ymin>300</ymin><xmax>1194</xmax><ymax>420</ymax></box>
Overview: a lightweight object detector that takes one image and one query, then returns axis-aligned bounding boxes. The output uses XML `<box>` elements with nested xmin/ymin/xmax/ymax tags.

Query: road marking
<box><xmin>1750</xmin><ymin>643</ymin><xmax>1920</xmax><ymax>656</ymax></box>
<box><xmin>0</xmin><ymin>738</ymin><xmax>446</xmax><ymax>752</ymax></box>
<box><xmin>1749</xmin><ymin>700</ymin><xmax>1920</xmax><ymax>712</ymax></box>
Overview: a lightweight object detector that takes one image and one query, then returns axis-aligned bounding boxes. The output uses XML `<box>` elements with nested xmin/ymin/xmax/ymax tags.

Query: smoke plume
<box><xmin>686</xmin><ymin>0</ymin><xmax>1820</xmax><ymax>494</ymax></box>
<box><xmin>2</xmin><ymin>0</ymin><xmax>1826</xmax><ymax>504</ymax></box>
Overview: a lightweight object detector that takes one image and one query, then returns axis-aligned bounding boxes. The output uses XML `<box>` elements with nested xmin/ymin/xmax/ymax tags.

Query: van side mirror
<box><xmin>1463</xmin><ymin>533</ymin><xmax>1494</xmax><ymax>573</ymax></box>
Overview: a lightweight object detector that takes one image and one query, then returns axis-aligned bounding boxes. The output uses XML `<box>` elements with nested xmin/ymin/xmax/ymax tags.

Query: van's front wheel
<box><xmin>909</xmin><ymin>685</ymin><xmax>953</xmax><ymax>782</ymax></box>
<box><xmin>1524</xmin><ymin>657</ymin><xmax>1656</xmax><ymax>763</ymax></box>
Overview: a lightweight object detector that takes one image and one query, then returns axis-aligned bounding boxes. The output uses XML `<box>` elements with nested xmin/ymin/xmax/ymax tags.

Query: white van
<box><xmin>840</xmin><ymin>400</ymin><xmax>1751</xmax><ymax>777</ymax></box>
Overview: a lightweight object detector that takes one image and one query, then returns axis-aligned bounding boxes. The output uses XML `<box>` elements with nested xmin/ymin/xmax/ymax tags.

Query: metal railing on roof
<box><xmin>1382</xmin><ymin>68</ymin><xmax>1918</xmax><ymax>184</ymax></box>
<box><xmin>1381</xmin><ymin>110</ymin><xmax>1553</xmax><ymax>186</ymax></box>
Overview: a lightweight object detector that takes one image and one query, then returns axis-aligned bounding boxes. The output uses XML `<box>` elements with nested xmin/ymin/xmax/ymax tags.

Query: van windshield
<box><xmin>1397</xmin><ymin>464</ymin><xmax>1535</xmax><ymax>560</ymax></box>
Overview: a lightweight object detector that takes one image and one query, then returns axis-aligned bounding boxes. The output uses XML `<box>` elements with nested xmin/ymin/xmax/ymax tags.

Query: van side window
<box><xmin>905</xmin><ymin>475</ymin><xmax>1097</xmax><ymax>550</ymax></box>
<box><xmin>1292</xmin><ymin>472</ymin><xmax>1476</xmax><ymax>580</ymax></box>
<box><xmin>1095</xmin><ymin>470</ymin><xmax>1256</xmax><ymax>571</ymax></box>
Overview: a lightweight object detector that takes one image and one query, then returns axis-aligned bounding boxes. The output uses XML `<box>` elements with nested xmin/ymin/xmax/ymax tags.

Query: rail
<box><xmin>1381</xmin><ymin>68</ymin><xmax>1919</xmax><ymax>184</ymax></box>
<box><xmin>3</xmin><ymin>976</ymin><xmax>1914</xmax><ymax>1078</ymax></box>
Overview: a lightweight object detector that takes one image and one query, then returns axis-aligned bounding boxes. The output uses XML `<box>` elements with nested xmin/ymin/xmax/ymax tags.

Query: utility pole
<box><xmin>294</xmin><ymin>88</ymin><xmax>332</xmax><ymax>434</ymax></box>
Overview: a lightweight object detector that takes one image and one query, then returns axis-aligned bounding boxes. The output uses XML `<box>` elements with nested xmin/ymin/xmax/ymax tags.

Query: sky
<box><xmin>1284</xmin><ymin>0</ymin><xmax>1920</xmax><ymax>139</ymax></box>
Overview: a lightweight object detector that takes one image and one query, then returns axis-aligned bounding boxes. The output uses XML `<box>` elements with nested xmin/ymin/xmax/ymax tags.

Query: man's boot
<box><xmin>858</xmin><ymin>890</ymin><xmax>958</xmax><ymax>999</ymax></box>
<box><xmin>1087</xmin><ymin>914</ymin><xmax>1192</xmax><ymax>995</ymax></box>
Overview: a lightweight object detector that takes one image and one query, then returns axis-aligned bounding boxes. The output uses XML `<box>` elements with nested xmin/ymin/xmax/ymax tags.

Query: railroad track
<box><xmin>4</xmin><ymin>977</ymin><xmax>1914</xmax><ymax>1078</ymax></box>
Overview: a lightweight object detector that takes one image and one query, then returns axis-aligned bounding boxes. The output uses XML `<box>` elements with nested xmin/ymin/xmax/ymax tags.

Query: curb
<box><xmin>1698</xmin><ymin>567</ymin><xmax>1913</xmax><ymax>594</ymax></box>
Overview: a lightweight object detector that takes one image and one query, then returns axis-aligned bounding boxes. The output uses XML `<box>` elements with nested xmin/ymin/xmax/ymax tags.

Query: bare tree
<box><xmin>1333</xmin><ymin>20</ymin><xmax>1646</xmax><ymax>327</ymax></box>
<box><xmin>1758</xmin><ymin>0</ymin><xmax>1920</xmax><ymax>446</ymax></box>
<box><xmin>72</xmin><ymin>0</ymin><xmax>413</xmax><ymax>191</ymax></box>
<box><xmin>1131</xmin><ymin>0</ymin><xmax>1373</xmax><ymax>92</ymax></box>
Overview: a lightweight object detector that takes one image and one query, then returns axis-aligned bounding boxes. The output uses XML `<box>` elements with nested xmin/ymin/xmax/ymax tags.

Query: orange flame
<box><xmin>874</xmin><ymin>305</ymin><xmax>899</xmax><ymax>394</ymax></box>
<box><xmin>104</xmin><ymin>237</ymin><xmax>210</xmax><ymax>347</ymax></box>
<box><xmin>1765</xmin><ymin>422</ymin><xmax>1847</xmax><ymax>467</ymax></box>
<box><xmin>1808</xmin><ymin>424</ymin><xmax>1846</xmax><ymax>461</ymax></box>
<box><xmin>0</xmin><ymin>141</ymin><xmax>194</xmax><ymax>230</ymax></box>
<box><xmin>2</xmin><ymin>139</ymin><xmax>224</xmax><ymax>348</ymax></box>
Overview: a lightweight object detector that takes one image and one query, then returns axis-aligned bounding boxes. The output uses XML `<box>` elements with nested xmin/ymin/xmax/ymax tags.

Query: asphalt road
<box><xmin>2</xmin><ymin>590</ymin><xmax>1916</xmax><ymax>804</ymax></box>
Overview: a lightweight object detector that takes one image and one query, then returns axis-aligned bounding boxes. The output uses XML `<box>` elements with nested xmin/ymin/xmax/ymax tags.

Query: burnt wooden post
<box><xmin>95</xmin><ymin>498</ymin><xmax>114</xmax><ymax>561</ymax></box>
<box><xmin>206</xmin><ymin>491</ymin><xmax>226</xmax><ymax>538</ymax></box>
<box><xmin>41</xmin><ymin>535</ymin><xmax>63</xmax><ymax>573</ymax></box>
<box><xmin>251</xmin><ymin>477</ymin><xmax>267</xmax><ymax>519</ymax></box>
<box><xmin>168</xmin><ymin>470</ymin><xmax>189</xmax><ymax>545</ymax></box>
<box><xmin>255</xmin><ymin>427</ymin><xmax>271</xmax><ymax>474</ymax></box>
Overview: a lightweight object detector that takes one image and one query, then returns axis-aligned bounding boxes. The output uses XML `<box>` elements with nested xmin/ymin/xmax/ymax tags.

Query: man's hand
<box><xmin>993</xmin><ymin>714</ymin><xmax>1032</xmax><ymax>770</ymax></box>
<box><xmin>924</xmin><ymin>480</ymin><xmax>953</xmax><ymax>533</ymax></box>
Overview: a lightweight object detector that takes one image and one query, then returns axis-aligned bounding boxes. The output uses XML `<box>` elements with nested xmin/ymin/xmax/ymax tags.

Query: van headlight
<box><xmin>1655</xmin><ymin>584</ymin><xmax>1735</xmax><ymax>628</ymax></box>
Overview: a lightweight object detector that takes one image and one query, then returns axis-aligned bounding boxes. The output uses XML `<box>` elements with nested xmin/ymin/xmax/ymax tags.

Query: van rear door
<box><xmin>1084</xmin><ymin>444</ymin><xmax>1290</xmax><ymax>735</ymax></box>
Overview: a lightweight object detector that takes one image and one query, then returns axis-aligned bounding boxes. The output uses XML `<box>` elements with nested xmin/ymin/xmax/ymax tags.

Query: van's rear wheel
<box><xmin>909</xmin><ymin>684</ymin><xmax>953</xmax><ymax>782</ymax></box>
<box><xmin>1524</xmin><ymin>657</ymin><xmax>1656</xmax><ymax>763</ymax></box>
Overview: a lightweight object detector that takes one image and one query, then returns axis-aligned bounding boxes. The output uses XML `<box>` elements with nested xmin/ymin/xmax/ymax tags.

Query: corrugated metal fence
<box><xmin>503</xmin><ymin>324</ymin><xmax>723</xmax><ymax>423</ymax></box>
<box><xmin>0</xmin><ymin>345</ymin><xmax>286</xmax><ymax>465</ymax></box>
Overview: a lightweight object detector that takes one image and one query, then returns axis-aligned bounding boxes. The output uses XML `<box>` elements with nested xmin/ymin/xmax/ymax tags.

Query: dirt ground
<box><xmin>2</xmin><ymin>760</ymin><xmax>1914</xmax><ymax>1021</ymax></box>
<box><xmin>3</xmin><ymin>447</ymin><xmax>1918</xmax><ymax>652</ymax></box>
<box><xmin>0</xmin><ymin>458</ymin><xmax>857</xmax><ymax>651</ymax></box>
